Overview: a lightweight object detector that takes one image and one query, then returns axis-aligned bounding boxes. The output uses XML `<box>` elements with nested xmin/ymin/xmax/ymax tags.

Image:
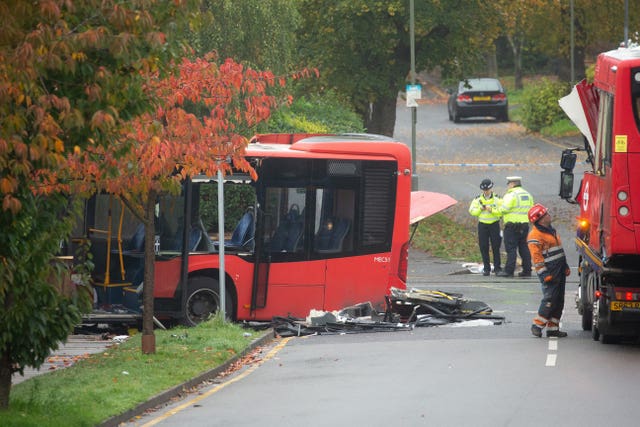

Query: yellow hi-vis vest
<box><xmin>500</xmin><ymin>186</ymin><xmax>534</xmax><ymax>224</ymax></box>
<box><xmin>469</xmin><ymin>193</ymin><xmax>502</xmax><ymax>224</ymax></box>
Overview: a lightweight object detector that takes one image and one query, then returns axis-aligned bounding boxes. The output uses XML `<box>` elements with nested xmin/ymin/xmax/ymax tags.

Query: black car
<box><xmin>447</xmin><ymin>78</ymin><xmax>508</xmax><ymax>123</ymax></box>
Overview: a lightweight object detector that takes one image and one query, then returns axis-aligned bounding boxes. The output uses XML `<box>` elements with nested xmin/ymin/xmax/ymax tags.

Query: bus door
<box><xmin>252</xmin><ymin>185</ymin><xmax>326</xmax><ymax>318</ymax></box>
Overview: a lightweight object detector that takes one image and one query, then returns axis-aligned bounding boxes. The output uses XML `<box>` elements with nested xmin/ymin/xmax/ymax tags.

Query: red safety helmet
<box><xmin>528</xmin><ymin>203</ymin><xmax>548</xmax><ymax>223</ymax></box>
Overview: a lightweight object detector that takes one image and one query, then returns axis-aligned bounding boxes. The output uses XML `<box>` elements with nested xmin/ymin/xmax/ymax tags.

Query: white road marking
<box><xmin>546</xmin><ymin>354</ymin><xmax>557</xmax><ymax>367</ymax></box>
<box><xmin>548</xmin><ymin>339</ymin><xmax>558</xmax><ymax>351</ymax></box>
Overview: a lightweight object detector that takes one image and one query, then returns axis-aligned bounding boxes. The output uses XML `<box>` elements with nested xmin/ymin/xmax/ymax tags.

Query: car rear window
<box><xmin>461</xmin><ymin>79</ymin><xmax>501</xmax><ymax>91</ymax></box>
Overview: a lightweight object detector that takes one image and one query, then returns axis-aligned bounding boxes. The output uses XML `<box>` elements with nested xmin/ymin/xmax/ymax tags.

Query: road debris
<box><xmin>269</xmin><ymin>288</ymin><xmax>505</xmax><ymax>337</ymax></box>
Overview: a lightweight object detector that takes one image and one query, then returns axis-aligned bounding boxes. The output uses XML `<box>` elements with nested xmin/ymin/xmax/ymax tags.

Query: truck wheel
<box><xmin>580</xmin><ymin>270</ymin><xmax>593</xmax><ymax>331</ymax></box>
<box><xmin>182</xmin><ymin>276</ymin><xmax>233</xmax><ymax>327</ymax></box>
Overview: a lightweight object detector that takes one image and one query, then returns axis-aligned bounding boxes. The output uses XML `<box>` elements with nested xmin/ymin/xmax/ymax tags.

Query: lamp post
<box><xmin>410</xmin><ymin>0</ymin><xmax>418</xmax><ymax>190</ymax></box>
<box><xmin>570</xmin><ymin>0</ymin><xmax>574</xmax><ymax>84</ymax></box>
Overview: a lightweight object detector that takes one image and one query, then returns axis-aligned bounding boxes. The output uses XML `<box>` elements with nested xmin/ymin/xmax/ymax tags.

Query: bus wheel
<box><xmin>182</xmin><ymin>276</ymin><xmax>231</xmax><ymax>326</ymax></box>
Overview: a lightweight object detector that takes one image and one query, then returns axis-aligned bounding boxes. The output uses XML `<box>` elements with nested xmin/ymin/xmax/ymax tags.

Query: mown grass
<box><xmin>411</xmin><ymin>213</ymin><xmax>482</xmax><ymax>263</ymax></box>
<box><xmin>4</xmin><ymin>317</ymin><xmax>260</xmax><ymax>427</ymax></box>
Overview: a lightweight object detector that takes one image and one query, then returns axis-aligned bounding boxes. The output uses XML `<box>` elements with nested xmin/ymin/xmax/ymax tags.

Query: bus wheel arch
<box><xmin>181</xmin><ymin>274</ymin><xmax>236</xmax><ymax>326</ymax></box>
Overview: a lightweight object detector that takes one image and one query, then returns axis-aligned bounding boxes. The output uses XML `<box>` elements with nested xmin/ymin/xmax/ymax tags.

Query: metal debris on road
<box><xmin>269</xmin><ymin>289</ymin><xmax>505</xmax><ymax>337</ymax></box>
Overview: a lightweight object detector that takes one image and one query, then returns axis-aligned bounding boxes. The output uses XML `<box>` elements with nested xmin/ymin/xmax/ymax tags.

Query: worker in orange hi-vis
<box><xmin>527</xmin><ymin>204</ymin><xmax>571</xmax><ymax>338</ymax></box>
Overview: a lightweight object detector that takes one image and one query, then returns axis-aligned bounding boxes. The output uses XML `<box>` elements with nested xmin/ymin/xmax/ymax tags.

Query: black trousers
<box><xmin>538</xmin><ymin>274</ymin><xmax>566</xmax><ymax>324</ymax></box>
<box><xmin>478</xmin><ymin>221</ymin><xmax>501</xmax><ymax>273</ymax></box>
<box><xmin>503</xmin><ymin>222</ymin><xmax>531</xmax><ymax>275</ymax></box>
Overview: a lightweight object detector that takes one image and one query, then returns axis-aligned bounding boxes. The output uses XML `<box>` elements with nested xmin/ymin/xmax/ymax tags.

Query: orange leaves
<box><xmin>90</xmin><ymin>110</ymin><xmax>117</xmax><ymax>131</ymax></box>
<box><xmin>2</xmin><ymin>194</ymin><xmax>21</xmax><ymax>215</ymax></box>
<box><xmin>0</xmin><ymin>176</ymin><xmax>17</xmax><ymax>194</ymax></box>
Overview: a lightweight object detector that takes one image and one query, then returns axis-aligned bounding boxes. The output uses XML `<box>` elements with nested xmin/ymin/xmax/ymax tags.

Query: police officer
<box><xmin>496</xmin><ymin>176</ymin><xmax>534</xmax><ymax>277</ymax></box>
<box><xmin>469</xmin><ymin>178</ymin><xmax>502</xmax><ymax>276</ymax></box>
<box><xmin>527</xmin><ymin>204</ymin><xmax>570</xmax><ymax>337</ymax></box>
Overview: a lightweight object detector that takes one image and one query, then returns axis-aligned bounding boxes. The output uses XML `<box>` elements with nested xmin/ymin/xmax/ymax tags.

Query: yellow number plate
<box><xmin>473</xmin><ymin>96</ymin><xmax>491</xmax><ymax>101</ymax></box>
<box><xmin>610</xmin><ymin>301</ymin><xmax>640</xmax><ymax>311</ymax></box>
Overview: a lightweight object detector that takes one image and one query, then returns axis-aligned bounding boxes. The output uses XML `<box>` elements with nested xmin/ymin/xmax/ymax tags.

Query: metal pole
<box><xmin>410</xmin><ymin>0</ymin><xmax>418</xmax><ymax>190</ymax></box>
<box><xmin>570</xmin><ymin>0</ymin><xmax>574</xmax><ymax>84</ymax></box>
<box><xmin>217</xmin><ymin>168</ymin><xmax>226</xmax><ymax>320</ymax></box>
<box><xmin>624</xmin><ymin>0</ymin><xmax>629</xmax><ymax>47</ymax></box>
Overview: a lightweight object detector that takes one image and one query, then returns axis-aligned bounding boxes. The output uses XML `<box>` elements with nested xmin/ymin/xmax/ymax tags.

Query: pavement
<box><xmin>11</xmin><ymin>334</ymin><xmax>116</xmax><ymax>385</ymax></box>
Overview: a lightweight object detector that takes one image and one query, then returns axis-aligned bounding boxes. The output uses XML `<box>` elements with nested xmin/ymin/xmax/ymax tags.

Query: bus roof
<box><xmin>247</xmin><ymin>133</ymin><xmax>410</xmax><ymax>164</ymax></box>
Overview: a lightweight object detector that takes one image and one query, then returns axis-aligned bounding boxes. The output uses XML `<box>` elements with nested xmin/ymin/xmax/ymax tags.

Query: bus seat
<box><xmin>269</xmin><ymin>209</ymin><xmax>304</xmax><ymax>252</ymax></box>
<box><xmin>315</xmin><ymin>218</ymin><xmax>350</xmax><ymax>253</ymax></box>
<box><xmin>214</xmin><ymin>210</ymin><xmax>254</xmax><ymax>251</ymax></box>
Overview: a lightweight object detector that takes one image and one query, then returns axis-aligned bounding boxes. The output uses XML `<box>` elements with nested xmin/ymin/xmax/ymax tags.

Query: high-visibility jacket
<box><xmin>527</xmin><ymin>223</ymin><xmax>568</xmax><ymax>281</ymax></box>
<box><xmin>500</xmin><ymin>186</ymin><xmax>533</xmax><ymax>224</ymax></box>
<box><xmin>469</xmin><ymin>193</ymin><xmax>502</xmax><ymax>224</ymax></box>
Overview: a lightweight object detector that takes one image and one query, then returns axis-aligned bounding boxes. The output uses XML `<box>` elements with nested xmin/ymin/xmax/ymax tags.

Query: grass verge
<box><xmin>5</xmin><ymin>317</ymin><xmax>261</xmax><ymax>427</ymax></box>
<box><xmin>411</xmin><ymin>213</ymin><xmax>481</xmax><ymax>263</ymax></box>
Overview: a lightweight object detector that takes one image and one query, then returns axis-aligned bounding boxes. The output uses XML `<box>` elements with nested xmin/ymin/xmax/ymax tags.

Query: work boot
<box><xmin>496</xmin><ymin>271</ymin><xmax>513</xmax><ymax>278</ymax></box>
<box><xmin>546</xmin><ymin>330</ymin><xmax>568</xmax><ymax>338</ymax></box>
<box><xmin>531</xmin><ymin>325</ymin><xmax>543</xmax><ymax>337</ymax></box>
<box><xmin>483</xmin><ymin>271</ymin><xmax>490</xmax><ymax>276</ymax></box>
<box><xmin>518</xmin><ymin>271</ymin><xmax>532</xmax><ymax>277</ymax></box>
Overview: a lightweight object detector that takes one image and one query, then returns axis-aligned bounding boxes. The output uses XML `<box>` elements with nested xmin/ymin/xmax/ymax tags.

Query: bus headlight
<box><xmin>619</xmin><ymin>206</ymin><xmax>630</xmax><ymax>216</ymax></box>
<box><xmin>618</xmin><ymin>190</ymin><xmax>629</xmax><ymax>201</ymax></box>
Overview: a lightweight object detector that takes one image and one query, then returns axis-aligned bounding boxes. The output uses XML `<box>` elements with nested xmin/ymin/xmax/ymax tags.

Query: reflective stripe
<box><xmin>534</xmin><ymin>315</ymin><xmax>548</xmax><ymax>327</ymax></box>
<box><xmin>545</xmin><ymin>253</ymin><xmax>566</xmax><ymax>262</ymax></box>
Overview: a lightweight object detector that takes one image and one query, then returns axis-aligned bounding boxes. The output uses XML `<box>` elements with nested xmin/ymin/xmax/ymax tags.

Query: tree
<box><xmin>297</xmin><ymin>0</ymin><xmax>498</xmax><ymax>136</ymax></box>
<box><xmin>0</xmin><ymin>0</ymin><xmax>192</xmax><ymax>409</ymax></box>
<box><xmin>192</xmin><ymin>0</ymin><xmax>301</xmax><ymax>75</ymax></box>
<box><xmin>493</xmin><ymin>0</ymin><xmax>546</xmax><ymax>89</ymax></box>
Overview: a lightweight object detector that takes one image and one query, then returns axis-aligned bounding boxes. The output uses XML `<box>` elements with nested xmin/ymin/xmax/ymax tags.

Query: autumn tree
<box><xmin>0</xmin><ymin>0</ymin><xmax>193</xmax><ymax>409</ymax></box>
<box><xmin>297</xmin><ymin>0</ymin><xmax>498</xmax><ymax>136</ymax></box>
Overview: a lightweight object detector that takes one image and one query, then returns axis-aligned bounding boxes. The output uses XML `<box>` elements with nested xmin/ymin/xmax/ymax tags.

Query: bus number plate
<box><xmin>610</xmin><ymin>301</ymin><xmax>640</xmax><ymax>311</ymax></box>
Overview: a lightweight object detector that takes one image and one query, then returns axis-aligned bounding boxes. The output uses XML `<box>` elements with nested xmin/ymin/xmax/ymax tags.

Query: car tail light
<box><xmin>398</xmin><ymin>242</ymin><xmax>409</xmax><ymax>282</ymax></box>
<box><xmin>491</xmin><ymin>93</ymin><xmax>506</xmax><ymax>101</ymax></box>
<box><xmin>457</xmin><ymin>94</ymin><xmax>472</xmax><ymax>103</ymax></box>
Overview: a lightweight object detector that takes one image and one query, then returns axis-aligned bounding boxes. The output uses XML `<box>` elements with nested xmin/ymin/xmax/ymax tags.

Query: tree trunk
<box><xmin>141</xmin><ymin>190</ymin><xmax>157</xmax><ymax>354</ymax></box>
<box><xmin>0</xmin><ymin>352</ymin><xmax>11</xmax><ymax>409</ymax></box>
<box><xmin>364</xmin><ymin>95</ymin><xmax>398</xmax><ymax>137</ymax></box>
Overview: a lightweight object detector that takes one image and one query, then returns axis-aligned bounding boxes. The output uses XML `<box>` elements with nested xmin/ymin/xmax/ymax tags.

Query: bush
<box><xmin>261</xmin><ymin>92</ymin><xmax>364</xmax><ymax>133</ymax></box>
<box><xmin>520</xmin><ymin>79</ymin><xmax>570</xmax><ymax>132</ymax></box>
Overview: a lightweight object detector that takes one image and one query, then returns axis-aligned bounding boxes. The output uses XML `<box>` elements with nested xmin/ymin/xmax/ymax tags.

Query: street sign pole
<box><xmin>410</xmin><ymin>0</ymin><xmax>419</xmax><ymax>190</ymax></box>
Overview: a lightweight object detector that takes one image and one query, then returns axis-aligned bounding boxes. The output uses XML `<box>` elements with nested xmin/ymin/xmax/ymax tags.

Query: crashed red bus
<box><xmin>559</xmin><ymin>45</ymin><xmax>640</xmax><ymax>343</ymax></box>
<box><xmin>72</xmin><ymin>133</ymin><xmax>455</xmax><ymax>328</ymax></box>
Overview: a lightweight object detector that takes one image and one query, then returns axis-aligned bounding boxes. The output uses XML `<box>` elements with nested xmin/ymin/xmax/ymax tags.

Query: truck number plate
<box><xmin>610</xmin><ymin>301</ymin><xmax>640</xmax><ymax>311</ymax></box>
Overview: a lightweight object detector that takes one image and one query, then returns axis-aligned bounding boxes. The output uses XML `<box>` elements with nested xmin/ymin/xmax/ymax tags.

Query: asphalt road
<box><xmin>122</xmin><ymin>102</ymin><xmax>640</xmax><ymax>427</ymax></box>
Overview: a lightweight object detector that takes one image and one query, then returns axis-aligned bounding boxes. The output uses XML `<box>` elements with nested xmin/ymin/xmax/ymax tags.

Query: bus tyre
<box><xmin>182</xmin><ymin>276</ymin><xmax>231</xmax><ymax>327</ymax></box>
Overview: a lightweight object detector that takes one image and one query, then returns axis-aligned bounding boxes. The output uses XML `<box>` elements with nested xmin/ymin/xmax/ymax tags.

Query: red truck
<box><xmin>559</xmin><ymin>45</ymin><xmax>640</xmax><ymax>343</ymax></box>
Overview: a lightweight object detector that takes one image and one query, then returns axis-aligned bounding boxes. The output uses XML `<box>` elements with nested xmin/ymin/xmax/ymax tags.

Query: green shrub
<box><xmin>261</xmin><ymin>92</ymin><xmax>364</xmax><ymax>133</ymax></box>
<box><xmin>520</xmin><ymin>79</ymin><xmax>570</xmax><ymax>132</ymax></box>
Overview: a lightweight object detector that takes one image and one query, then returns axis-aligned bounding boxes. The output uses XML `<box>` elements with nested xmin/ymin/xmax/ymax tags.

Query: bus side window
<box><xmin>314</xmin><ymin>188</ymin><xmax>355</xmax><ymax>254</ymax></box>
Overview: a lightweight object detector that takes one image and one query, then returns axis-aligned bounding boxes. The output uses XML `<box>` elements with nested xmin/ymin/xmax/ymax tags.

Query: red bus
<box><xmin>75</xmin><ymin>133</ymin><xmax>453</xmax><ymax>327</ymax></box>
<box><xmin>560</xmin><ymin>46</ymin><xmax>640</xmax><ymax>342</ymax></box>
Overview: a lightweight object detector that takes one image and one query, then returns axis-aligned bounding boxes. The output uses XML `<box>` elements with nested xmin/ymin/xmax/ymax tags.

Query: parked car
<box><xmin>447</xmin><ymin>78</ymin><xmax>508</xmax><ymax>123</ymax></box>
